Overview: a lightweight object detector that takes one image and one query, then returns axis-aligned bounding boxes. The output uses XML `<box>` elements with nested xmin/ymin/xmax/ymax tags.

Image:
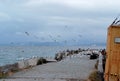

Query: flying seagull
<box><xmin>25</xmin><ymin>32</ymin><xmax>29</xmax><ymax>36</ymax></box>
<box><xmin>78</xmin><ymin>34</ymin><xmax>82</xmax><ymax>37</ymax></box>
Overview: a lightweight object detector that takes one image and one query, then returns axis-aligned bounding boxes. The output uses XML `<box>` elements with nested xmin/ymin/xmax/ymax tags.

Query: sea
<box><xmin>0</xmin><ymin>45</ymin><xmax>105</xmax><ymax>66</ymax></box>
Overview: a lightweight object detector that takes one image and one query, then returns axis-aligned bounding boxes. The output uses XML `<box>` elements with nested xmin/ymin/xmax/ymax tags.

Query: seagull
<box><xmin>10</xmin><ymin>42</ymin><xmax>14</xmax><ymax>44</ymax></box>
<box><xmin>40</xmin><ymin>37</ymin><xmax>45</xmax><ymax>40</ymax></box>
<box><xmin>57</xmin><ymin>35</ymin><xmax>61</xmax><ymax>38</ymax></box>
<box><xmin>25</xmin><ymin>32</ymin><xmax>29</xmax><ymax>36</ymax></box>
<box><xmin>72</xmin><ymin>39</ymin><xmax>76</xmax><ymax>42</ymax></box>
<box><xmin>65</xmin><ymin>25</ymin><xmax>68</xmax><ymax>28</ymax></box>
<box><xmin>53</xmin><ymin>39</ymin><xmax>57</xmax><ymax>42</ymax></box>
<box><xmin>64</xmin><ymin>40</ymin><xmax>67</xmax><ymax>43</ymax></box>
<box><xmin>78</xmin><ymin>34</ymin><xmax>82</xmax><ymax>37</ymax></box>
<box><xmin>48</xmin><ymin>34</ymin><xmax>53</xmax><ymax>38</ymax></box>
<box><xmin>34</xmin><ymin>35</ymin><xmax>39</xmax><ymax>39</ymax></box>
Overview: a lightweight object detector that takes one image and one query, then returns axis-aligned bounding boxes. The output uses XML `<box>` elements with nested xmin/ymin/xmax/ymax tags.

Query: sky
<box><xmin>0</xmin><ymin>0</ymin><xmax>120</xmax><ymax>45</ymax></box>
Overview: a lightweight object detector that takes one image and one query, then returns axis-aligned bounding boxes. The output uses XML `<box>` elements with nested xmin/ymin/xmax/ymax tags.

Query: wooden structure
<box><xmin>105</xmin><ymin>18</ymin><xmax>120</xmax><ymax>81</ymax></box>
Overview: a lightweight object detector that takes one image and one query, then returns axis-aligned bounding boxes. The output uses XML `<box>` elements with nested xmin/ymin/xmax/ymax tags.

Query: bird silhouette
<box><xmin>25</xmin><ymin>32</ymin><xmax>29</xmax><ymax>36</ymax></box>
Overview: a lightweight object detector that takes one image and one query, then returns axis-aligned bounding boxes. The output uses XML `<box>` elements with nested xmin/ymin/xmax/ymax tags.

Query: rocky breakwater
<box><xmin>0</xmin><ymin>48</ymin><xmax>104</xmax><ymax>80</ymax></box>
<box><xmin>6</xmin><ymin>48</ymin><xmax>102</xmax><ymax>81</ymax></box>
<box><xmin>54</xmin><ymin>48</ymin><xmax>99</xmax><ymax>61</ymax></box>
<box><xmin>0</xmin><ymin>57</ymin><xmax>48</xmax><ymax>79</ymax></box>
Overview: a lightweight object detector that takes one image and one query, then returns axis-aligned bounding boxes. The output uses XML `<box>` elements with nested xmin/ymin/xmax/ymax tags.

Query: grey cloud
<box><xmin>0</xmin><ymin>0</ymin><xmax>119</xmax><ymax>45</ymax></box>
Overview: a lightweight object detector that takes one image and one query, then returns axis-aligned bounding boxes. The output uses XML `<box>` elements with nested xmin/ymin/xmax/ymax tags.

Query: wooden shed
<box><xmin>105</xmin><ymin>25</ymin><xmax>120</xmax><ymax>81</ymax></box>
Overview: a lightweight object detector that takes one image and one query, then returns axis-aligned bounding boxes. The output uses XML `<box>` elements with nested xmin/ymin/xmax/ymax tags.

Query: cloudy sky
<box><xmin>0</xmin><ymin>0</ymin><xmax>119</xmax><ymax>45</ymax></box>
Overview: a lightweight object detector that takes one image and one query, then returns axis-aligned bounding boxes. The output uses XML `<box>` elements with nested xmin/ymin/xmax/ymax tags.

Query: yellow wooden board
<box><xmin>105</xmin><ymin>25</ymin><xmax>120</xmax><ymax>81</ymax></box>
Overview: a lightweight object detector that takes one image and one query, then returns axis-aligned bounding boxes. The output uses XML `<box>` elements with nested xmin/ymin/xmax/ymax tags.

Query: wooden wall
<box><xmin>105</xmin><ymin>25</ymin><xmax>120</xmax><ymax>81</ymax></box>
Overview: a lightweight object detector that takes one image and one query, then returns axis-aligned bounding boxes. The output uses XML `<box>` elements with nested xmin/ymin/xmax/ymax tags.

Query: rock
<box><xmin>37</xmin><ymin>57</ymin><xmax>47</xmax><ymax>65</ymax></box>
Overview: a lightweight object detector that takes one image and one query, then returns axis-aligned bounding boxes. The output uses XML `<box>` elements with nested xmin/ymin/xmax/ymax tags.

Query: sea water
<box><xmin>0</xmin><ymin>46</ymin><xmax>105</xmax><ymax>66</ymax></box>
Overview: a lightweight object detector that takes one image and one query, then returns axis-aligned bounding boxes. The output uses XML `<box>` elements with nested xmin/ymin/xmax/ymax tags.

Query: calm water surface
<box><xmin>0</xmin><ymin>46</ymin><xmax>105</xmax><ymax>66</ymax></box>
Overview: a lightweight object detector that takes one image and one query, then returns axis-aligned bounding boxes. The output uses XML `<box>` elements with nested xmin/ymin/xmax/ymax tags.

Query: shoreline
<box><xmin>0</xmin><ymin>48</ymin><xmax>103</xmax><ymax>80</ymax></box>
<box><xmin>0</xmin><ymin>45</ymin><xmax>105</xmax><ymax>66</ymax></box>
